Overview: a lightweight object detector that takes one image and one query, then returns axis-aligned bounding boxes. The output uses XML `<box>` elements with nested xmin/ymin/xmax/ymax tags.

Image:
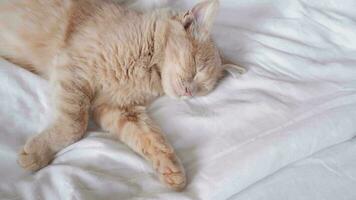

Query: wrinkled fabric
<box><xmin>0</xmin><ymin>0</ymin><xmax>356</xmax><ymax>199</ymax></box>
<box><xmin>232</xmin><ymin>138</ymin><xmax>356</xmax><ymax>200</ymax></box>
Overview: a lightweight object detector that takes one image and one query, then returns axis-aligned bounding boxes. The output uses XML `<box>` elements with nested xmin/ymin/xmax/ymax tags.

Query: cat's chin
<box><xmin>165</xmin><ymin>94</ymin><xmax>183</xmax><ymax>100</ymax></box>
<box><xmin>166</xmin><ymin>89</ymin><xmax>194</xmax><ymax>100</ymax></box>
<box><xmin>165</xmin><ymin>92</ymin><xmax>193</xmax><ymax>100</ymax></box>
<box><xmin>179</xmin><ymin>96</ymin><xmax>193</xmax><ymax>100</ymax></box>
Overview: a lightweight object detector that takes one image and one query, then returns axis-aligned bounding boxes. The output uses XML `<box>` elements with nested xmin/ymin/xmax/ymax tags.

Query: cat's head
<box><xmin>160</xmin><ymin>0</ymin><xmax>241</xmax><ymax>99</ymax></box>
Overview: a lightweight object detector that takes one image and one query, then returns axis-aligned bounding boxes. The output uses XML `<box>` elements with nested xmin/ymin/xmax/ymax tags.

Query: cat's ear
<box><xmin>182</xmin><ymin>0</ymin><xmax>219</xmax><ymax>41</ymax></box>
<box><xmin>223</xmin><ymin>63</ymin><xmax>246</xmax><ymax>78</ymax></box>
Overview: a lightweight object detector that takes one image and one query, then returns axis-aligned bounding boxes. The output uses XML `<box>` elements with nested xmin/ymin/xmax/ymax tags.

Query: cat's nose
<box><xmin>184</xmin><ymin>87</ymin><xmax>193</xmax><ymax>97</ymax></box>
<box><xmin>183</xmin><ymin>85</ymin><xmax>197</xmax><ymax>97</ymax></box>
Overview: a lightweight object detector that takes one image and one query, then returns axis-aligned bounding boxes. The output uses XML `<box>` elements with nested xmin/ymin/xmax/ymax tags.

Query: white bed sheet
<box><xmin>231</xmin><ymin>137</ymin><xmax>356</xmax><ymax>200</ymax></box>
<box><xmin>0</xmin><ymin>0</ymin><xmax>356</xmax><ymax>200</ymax></box>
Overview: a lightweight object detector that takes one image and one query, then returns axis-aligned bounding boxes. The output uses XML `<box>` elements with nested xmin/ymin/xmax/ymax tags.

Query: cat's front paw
<box><xmin>142</xmin><ymin>133</ymin><xmax>187</xmax><ymax>190</ymax></box>
<box><xmin>154</xmin><ymin>153</ymin><xmax>187</xmax><ymax>191</ymax></box>
<box><xmin>18</xmin><ymin>136</ymin><xmax>54</xmax><ymax>171</ymax></box>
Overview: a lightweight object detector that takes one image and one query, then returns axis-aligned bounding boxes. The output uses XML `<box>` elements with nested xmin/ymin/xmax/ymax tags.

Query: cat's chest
<box><xmin>95</xmin><ymin>64</ymin><xmax>163</xmax><ymax>107</ymax></box>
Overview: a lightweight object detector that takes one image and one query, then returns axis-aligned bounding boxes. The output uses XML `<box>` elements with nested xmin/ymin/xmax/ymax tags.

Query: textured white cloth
<box><xmin>0</xmin><ymin>0</ymin><xmax>356</xmax><ymax>199</ymax></box>
<box><xmin>232</xmin><ymin>137</ymin><xmax>356</xmax><ymax>200</ymax></box>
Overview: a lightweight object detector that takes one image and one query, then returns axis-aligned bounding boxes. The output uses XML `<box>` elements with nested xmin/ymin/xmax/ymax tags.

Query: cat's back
<box><xmin>0</xmin><ymin>0</ymin><xmax>75</xmax><ymax>75</ymax></box>
<box><xmin>0</xmin><ymin>0</ymin><xmax>130</xmax><ymax>76</ymax></box>
<box><xmin>0</xmin><ymin>0</ymin><xmax>163</xmax><ymax>105</ymax></box>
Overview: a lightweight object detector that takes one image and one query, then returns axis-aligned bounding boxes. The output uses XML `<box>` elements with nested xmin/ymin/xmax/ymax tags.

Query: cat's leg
<box><xmin>18</xmin><ymin>66</ymin><xmax>93</xmax><ymax>171</ymax></box>
<box><xmin>93</xmin><ymin>104</ymin><xmax>186</xmax><ymax>191</ymax></box>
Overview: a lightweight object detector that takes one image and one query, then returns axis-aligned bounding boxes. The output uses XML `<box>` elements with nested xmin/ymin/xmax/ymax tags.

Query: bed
<box><xmin>0</xmin><ymin>0</ymin><xmax>355</xmax><ymax>199</ymax></box>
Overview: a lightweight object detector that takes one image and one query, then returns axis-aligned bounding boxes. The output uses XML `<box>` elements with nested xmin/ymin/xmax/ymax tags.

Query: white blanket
<box><xmin>1</xmin><ymin>0</ymin><xmax>356</xmax><ymax>199</ymax></box>
<box><xmin>232</xmin><ymin>137</ymin><xmax>356</xmax><ymax>200</ymax></box>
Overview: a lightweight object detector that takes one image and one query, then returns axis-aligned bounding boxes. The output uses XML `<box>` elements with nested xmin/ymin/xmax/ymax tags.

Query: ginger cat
<box><xmin>0</xmin><ymin>0</ymin><xmax>243</xmax><ymax>190</ymax></box>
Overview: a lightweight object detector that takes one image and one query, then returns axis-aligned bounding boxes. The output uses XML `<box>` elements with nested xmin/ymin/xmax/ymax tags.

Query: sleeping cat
<box><xmin>0</xmin><ymin>0</ymin><xmax>243</xmax><ymax>190</ymax></box>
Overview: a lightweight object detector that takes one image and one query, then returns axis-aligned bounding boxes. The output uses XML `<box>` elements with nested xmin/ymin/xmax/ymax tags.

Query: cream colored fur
<box><xmin>0</xmin><ymin>0</ymin><xmax>241</xmax><ymax>190</ymax></box>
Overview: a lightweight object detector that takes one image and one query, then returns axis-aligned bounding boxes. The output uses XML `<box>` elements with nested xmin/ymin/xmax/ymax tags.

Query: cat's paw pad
<box><xmin>18</xmin><ymin>137</ymin><xmax>53</xmax><ymax>171</ymax></box>
<box><xmin>155</xmin><ymin>154</ymin><xmax>186</xmax><ymax>191</ymax></box>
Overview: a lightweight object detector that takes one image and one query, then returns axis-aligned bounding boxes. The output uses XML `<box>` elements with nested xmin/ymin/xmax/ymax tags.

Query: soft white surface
<box><xmin>0</xmin><ymin>0</ymin><xmax>356</xmax><ymax>199</ymax></box>
<box><xmin>232</xmin><ymin>138</ymin><xmax>356</xmax><ymax>200</ymax></box>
